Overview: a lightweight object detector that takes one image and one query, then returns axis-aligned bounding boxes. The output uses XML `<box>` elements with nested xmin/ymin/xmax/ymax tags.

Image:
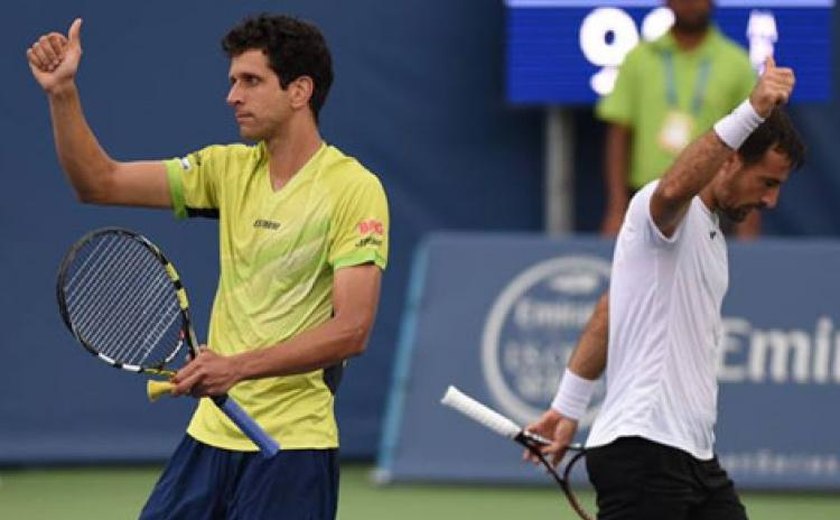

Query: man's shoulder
<box><xmin>621</xmin><ymin>39</ymin><xmax>660</xmax><ymax>66</ymax></box>
<box><xmin>319</xmin><ymin>145</ymin><xmax>382</xmax><ymax>188</ymax></box>
<box><xmin>189</xmin><ymin>142</ymin><xmax>261</xmax><ymax>163</ymax></box>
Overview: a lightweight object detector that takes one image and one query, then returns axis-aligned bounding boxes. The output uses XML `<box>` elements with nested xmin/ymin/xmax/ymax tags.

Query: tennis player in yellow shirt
<box><xmin>28</xmin><ymin>13</ymin><xmax>388</xmax><ymax>519</ymax></box>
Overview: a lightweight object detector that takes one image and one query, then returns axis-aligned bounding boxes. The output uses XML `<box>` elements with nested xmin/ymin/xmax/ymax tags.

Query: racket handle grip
<box><xmin>147</xmin><ymin>380</ymin><xmax>174</xmax><ymax>402</ymax></box>
<box><xmin>213</xmin><ymin>395</ymin><xmax>281</xmax><ymax>458</ymax></box>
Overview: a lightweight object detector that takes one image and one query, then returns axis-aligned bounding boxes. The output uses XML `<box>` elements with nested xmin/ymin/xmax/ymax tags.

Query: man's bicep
<box><xmin>333</xmin><ymin>264</ymin><xmax>382</xmax><ymax>330</ymax></box>
<box><xmin>649</xmin><ymin>185</ymin><xmax>690</xmax><ymax>238</ymax></box>
<box><xmin>626</xmin><ymin>184</ymin><xmax>684</xmax><ymax>245</ymax></box>
<box><xmin>110</xmin><ymin>160</ymin><xmax>172</xmax><ymax>208</ymax></box>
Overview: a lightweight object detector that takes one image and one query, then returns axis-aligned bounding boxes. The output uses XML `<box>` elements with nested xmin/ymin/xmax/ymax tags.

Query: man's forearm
<box><xmin>47</xmin><ymin>83</ymin><xmax>118</xmax><ymax>202</ymax></box>
<box><xmin>656</xmin><ymin>131</ymin><xmax>732</xmax><ymax>211</ymax></box>
<box><xmin>567</xmin><ymin>292</ymin><xmax>608</xmax><ymax>379</ymax></box>
<box><xmin>651</xmin><ymin>131</ymin><xmax>735</xmax><ymax>236</ymax></box>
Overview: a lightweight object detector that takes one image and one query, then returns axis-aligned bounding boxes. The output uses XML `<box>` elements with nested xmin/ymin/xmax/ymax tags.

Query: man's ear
<box><xmin>720</xmin><ymin>151</ymin><xmax>743</xmax><ymax>179</ymax></box>
<box><xmin>288</xmin><ymin>76</ymin><xmax>314</xmax><ymax>110</ymax></box>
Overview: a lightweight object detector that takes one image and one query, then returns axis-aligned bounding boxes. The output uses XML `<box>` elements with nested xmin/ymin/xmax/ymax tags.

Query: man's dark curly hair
<box><xmin>222</xmin><ymin>14</ymin><xmax>333</xmax><ymax>120</ymax></box>
<box><xmin>738</xmin><ymin>108</ymin><xmax>806</xmax><ymax>171</ymax></box>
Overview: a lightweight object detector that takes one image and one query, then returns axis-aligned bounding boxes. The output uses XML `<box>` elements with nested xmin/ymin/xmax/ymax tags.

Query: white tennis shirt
<box><xmin>587</xmin><ymin>181</ymin><xmax>728</xmax><ymax>460</ymax></box>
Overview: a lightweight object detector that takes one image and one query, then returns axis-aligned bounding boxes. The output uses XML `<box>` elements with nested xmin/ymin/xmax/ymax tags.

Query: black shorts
<box><xmin>585</xmin><ymin>436</ymin><xmax>747</xmax><ymax>520</ymax></box>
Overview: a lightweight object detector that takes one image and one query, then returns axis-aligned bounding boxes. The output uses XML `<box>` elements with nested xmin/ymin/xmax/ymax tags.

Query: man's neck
<box><xmin>698</xmin><ymin>182</ymin><xmax>719</xmax><ymax>215</ymax></box>
<box><xmin>264</xmin><ymin>122</ymin><xmax>323</xmax><ymax>191</ymax></box>
<box><xmin>671</xmin><ymin>26</ymin><xmax>710</xmax><ymax>52</ymax></box>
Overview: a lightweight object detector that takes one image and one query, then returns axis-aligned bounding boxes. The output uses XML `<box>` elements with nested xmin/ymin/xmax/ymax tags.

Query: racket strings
<box><xmin>108</xmin><ymin>276</ymin><xmax>179</xmax><ymax>365</ymax></box>
<box><xmin>67</xmin><ymin>235</ymin><xmax>150</xmax><ymax>342</ymax></box>
<box><xmin>66</xmin><ymin>235</ymin><xmax>135</xmax><ymax>326</ymax></box>
<box><xmin>71</xmin><ymin>240</ymin><xmax>159</xmax><ymax>354</ymax></box>
<box><xmin>104</xmin><ymin>255</ymin><xmax>177</xmax><ymax>362</ymax></box>
<box><xmin>97</xmin><ymin>248</ymin><xmax>181</xmax><ymax>366</ymax></box>
<box><xmin>524</xmin><ymin>442</ymin><xmax>592</xmax><ymax>520</ymax></box>
<box><xmin>79</xmin><ymin>250</ymin><xmax>180</xmax><ymax>366</ymax></box>
<box><xmin>62</xmin><ymin>234</ymin><xmax>183</xmax><ymax>368</ymax></box>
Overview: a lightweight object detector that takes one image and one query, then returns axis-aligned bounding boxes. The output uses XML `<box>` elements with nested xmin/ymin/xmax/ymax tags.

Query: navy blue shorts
<box><xmin>140</xmin><ymin>435</ymin><xmax>339</xmax><ymax>520</ymax></box>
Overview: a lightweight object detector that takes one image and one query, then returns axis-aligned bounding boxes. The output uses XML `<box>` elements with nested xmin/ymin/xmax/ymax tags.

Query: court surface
<box><xmin>1</xmin><ymin>464</ymin><xmax>838</xmax><ymax>519</ymax></box>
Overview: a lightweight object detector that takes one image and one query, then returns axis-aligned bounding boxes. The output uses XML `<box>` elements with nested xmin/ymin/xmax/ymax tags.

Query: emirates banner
<box><xmin>377</xmin><ymin>233</ymin><xmax>840</xmax><ymax>490</ymax></box>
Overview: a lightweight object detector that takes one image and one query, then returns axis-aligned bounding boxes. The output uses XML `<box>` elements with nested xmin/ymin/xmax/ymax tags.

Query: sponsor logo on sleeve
<box><xmin>356</xmin><ymin>219</ymin><xmax>385</xmax><ymax>248</ymax></box>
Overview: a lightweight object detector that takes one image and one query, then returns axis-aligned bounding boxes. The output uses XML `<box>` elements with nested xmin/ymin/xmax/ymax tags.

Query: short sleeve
<box><xmin>624</xmin><ymin>181</ymin><xmax>686</xmax><ymax>248</ymax></box>
<box><xmin>328</xmin><ymin>173</ymin><xmax>389</xmax><ymax>270</ymax></box>
<box><xmin>164</xmin><ymin>145</ymin><xmax>227</xmax><ymax>220</ymax></box>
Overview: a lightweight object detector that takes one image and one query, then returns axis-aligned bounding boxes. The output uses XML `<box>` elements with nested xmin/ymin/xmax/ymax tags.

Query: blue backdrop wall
<box><xmin>0</xmin><ymin>0</ymin><xmax>837</xmax><ymax>463</ymax></box>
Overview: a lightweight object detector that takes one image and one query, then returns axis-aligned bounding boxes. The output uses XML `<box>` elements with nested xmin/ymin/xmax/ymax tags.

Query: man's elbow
<box><xmin>654</xmin><ymin>177</ymin><xmax>684</xmax><ymax>206</ymax></box>
<box><xmin>66</xmin><ymin>160</ymin><xmax>121</xmax><ymax>205</ymax></box>
<box><xmin>74</xmin><ymin>186</ymin><xmax>107</xmax><ymax>204</ymax></box>
<box><xmin>346</xmin><ymin>330</ymin><xmax>370</xmax><ymax>357</ymax></box>
<box><xmin>341</xmin><ymin>320</ymin><xmax>373</xmax><ymax>357</ymax></box>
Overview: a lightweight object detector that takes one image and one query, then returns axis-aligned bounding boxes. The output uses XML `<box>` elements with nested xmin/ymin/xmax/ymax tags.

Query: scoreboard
<box><xmin>506</xmin><ymin>0</ymin><xmax>834</xmax><ymax>104</ymax></box>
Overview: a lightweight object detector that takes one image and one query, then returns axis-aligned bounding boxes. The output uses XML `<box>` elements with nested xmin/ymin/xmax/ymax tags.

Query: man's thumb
<box><xmin>68</xmin><ymin>18</ymin><xmax>83</xmax><ymax>46</ymax></box>
<box><xmin>764</xmin><ymin>54</ymin><xmax>776</xmax><ymax>72</ymax></box>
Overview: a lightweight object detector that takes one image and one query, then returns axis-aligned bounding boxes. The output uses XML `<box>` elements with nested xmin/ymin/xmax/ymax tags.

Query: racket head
<box><xmin>56</xmin><ymin>227</ymin><xmax>195</xmax><ymax>373</ymax></box>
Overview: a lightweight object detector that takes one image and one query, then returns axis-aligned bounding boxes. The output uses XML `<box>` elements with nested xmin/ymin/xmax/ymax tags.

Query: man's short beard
<box><xmin>673</xmin><ymin>17</ymin><xmax>711</xmax><ymax>35</ymax></box>
<box><xmin>722</xmin><ymin>206</ymin><xmax>751</xmax><ymax>223</ymax></box>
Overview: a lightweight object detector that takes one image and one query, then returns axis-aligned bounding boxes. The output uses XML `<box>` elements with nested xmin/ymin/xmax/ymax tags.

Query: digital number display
<box><xmin>506</xmin><ymin>0</ymin><xmax>834</xmax><ymax>104</ymax></box>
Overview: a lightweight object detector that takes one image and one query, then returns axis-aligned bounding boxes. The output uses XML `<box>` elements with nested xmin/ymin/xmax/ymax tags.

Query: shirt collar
<box><xmin>653</xmin><ymin>24</ymin><xmax>722</xmax><ymax>57</ymax></box>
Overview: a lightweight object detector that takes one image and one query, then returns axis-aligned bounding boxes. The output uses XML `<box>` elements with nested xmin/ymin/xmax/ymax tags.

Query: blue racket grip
<box><xmin>212</xmin><ymin>395</ymin><xmax>280</xmax><ymax>458</ymax></box>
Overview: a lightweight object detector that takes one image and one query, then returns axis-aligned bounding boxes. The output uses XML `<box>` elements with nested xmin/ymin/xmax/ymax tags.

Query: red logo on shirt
<box><xmin>357</xmin><ymin>219</ymin><xmax>384</xmax><ymax>235</ymax></box>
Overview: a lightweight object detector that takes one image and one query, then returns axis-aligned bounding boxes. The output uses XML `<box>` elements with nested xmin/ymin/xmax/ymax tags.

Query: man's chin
<box><xmin>238</xmin><ymin>129</ymin><xmax>262</xmax><ymax>141</ymax></box>
<box><xmin>725</xmin><ymin>208</ymin><xmax>753</xmax><ymax>223</ymax></box>
<box><xmin>675</xmin><ymin>19</ymin><xmax>711</xmax><ymax>34</ymax></box>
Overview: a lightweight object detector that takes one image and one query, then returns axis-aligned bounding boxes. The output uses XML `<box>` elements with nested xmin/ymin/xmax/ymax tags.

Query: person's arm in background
<box><xmin>601</xmin><ymin>124</ymin><xmax>632</xmax><ymax>236</ymax></box>
<box><xmin>596</xmin><ymin>46</ymin><xmax>639</xmax><ymax>238</ymax></box>
<box><xmin>27</xmin><ymin>18</ymin><xmax>170</xmax><ymax>208</ymax></box>
<box><xmin>523</xmin><ymin>292</ymin><xmax>608</xmax><ymax>466</ymax></box>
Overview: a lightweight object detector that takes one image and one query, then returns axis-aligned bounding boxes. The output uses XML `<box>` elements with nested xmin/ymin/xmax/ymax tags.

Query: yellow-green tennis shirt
<box><xmin>164</xmin><ymin>141</ymin><xmax>389</xmax><ymax>451</ymax></box>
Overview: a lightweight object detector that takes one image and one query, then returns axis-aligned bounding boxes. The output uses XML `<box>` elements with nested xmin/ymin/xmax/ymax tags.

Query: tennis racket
<box><xmin>440</xmin><ymin>385</ymin><xmax>591</xmax><ymax>520</ymax></box>
<box><xmin>56</xmin><ymin>227</ymin><xmax>280</xmax><ymax>458</ymax></box>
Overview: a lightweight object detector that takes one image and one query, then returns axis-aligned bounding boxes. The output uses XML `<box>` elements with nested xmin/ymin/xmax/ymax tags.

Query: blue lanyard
<box><xmin>663</xmin><ymin>51</ymin><xmax>711</xmax><ymax>116</ymax></box>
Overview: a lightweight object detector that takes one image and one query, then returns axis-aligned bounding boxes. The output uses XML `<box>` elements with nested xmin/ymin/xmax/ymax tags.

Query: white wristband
<box><xmin>713</xmin><ymin>99</ymin><xmax>766</xmax><ymax>150</ymax></box>
<box><xmin>550</xmin><ymin>368</ymin><xmax>597</xmax><ymax>421</ymax></box>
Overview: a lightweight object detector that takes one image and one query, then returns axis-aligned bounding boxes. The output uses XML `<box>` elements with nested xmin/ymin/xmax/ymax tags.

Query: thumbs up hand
<box><xmin>750</xmin><ymin>55</ymin><xmax>795</xmax><ymax>118</ymax></box>
<box><xmin>26</xmin><ymin>18</ymin><xmax>84</xmax><ymax>94</ymax></box>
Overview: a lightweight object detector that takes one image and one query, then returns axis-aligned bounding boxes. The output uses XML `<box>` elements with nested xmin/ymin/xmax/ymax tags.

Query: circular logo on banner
<box><xmin>482</xmin><ymin>255</ymin><xmax>610</xmax><ymax>428</ymax></box>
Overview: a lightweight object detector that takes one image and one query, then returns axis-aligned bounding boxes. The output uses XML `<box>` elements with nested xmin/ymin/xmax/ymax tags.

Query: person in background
<box><xmin>598</xmin><ymin>0</ymin><xmax>760</xmax><ymax>238</ymax></box>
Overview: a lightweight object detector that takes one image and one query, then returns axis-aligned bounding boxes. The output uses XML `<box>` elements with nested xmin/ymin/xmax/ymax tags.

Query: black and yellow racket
<box><xmin>441</xmin><ymin>386</ymin><xmax>591</xmax><ymax>520</ymax></box>
<box><xmin>57</xmin><ymin>227</ymin><xmax>279</xmax><ymax>457</ymax></box>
